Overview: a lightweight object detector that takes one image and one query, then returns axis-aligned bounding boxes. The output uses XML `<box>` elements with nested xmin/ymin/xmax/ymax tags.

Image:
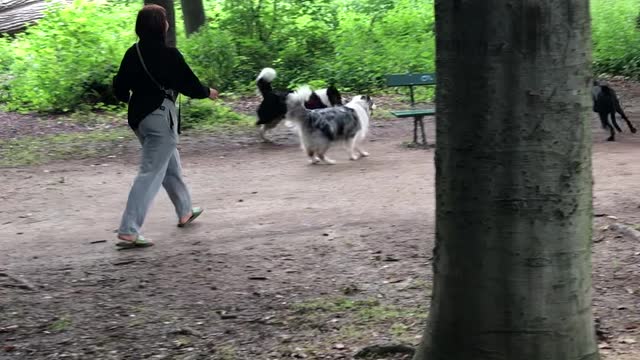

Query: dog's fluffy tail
<box><xmin>256</xmin><ymin>67</ymin><xmax>277</xmax><ymax>97</ymax></box>
<box><xmin>286</xmin><ymin>85</ymin><xmax>313</xmax><ymax>121</ymax></box>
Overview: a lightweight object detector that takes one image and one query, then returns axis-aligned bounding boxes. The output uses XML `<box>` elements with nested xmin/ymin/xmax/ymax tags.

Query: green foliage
<box><xmin>591</xmin><ymin>0</ymin><xmax>640</xmax><ymax>78</ymax></box>
<box><xmin>0</xmin><ymin>35</ymin><xmax>12</xmax><ymax>104</ymax></box>
<box><xmin>231</xmin><ymin>37</ymin><xmax>277</xmax><ymax>89</ymax></box>
<box><xmin>181</xmin><ymin>26</ymin><xmax>238</xmax><ymax>91</ymax></box>
<box><xmin>0</xmin><ymin>36</ymin><xmax>12</xmax><ymax>73</ymax></box>
<box><xmin>1</xmin><ymin>0</ymin><xmax>640</xmax><ymax>114</ymax></box>
<box><xmin>3</xmin><ymin>0</ymin><xmax>137</xmax><ymax>112</ymax></box>
<box><xmin>324</xmin><ymin>0</ymin><xmax>435</xmax><ymax>91</ymax></box>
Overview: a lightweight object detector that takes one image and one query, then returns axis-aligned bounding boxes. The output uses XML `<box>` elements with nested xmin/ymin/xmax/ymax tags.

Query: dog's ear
<box><xmin>365</xmin><ymin>95</ymin><xmax>376</xmax><ymax>110</ymax></box>
<box><xmin>327</xmin><ymin>85</ymin><xmax>343</xmax><ymax>106</ymax></box>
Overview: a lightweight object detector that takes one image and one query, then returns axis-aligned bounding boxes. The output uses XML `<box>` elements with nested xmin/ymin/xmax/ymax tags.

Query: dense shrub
<box><xmin>0</xmin><ymin>35</ymin><xmax>12</xmax><ymax>103</ymax></box>
<box><xmin>180</xmin><ymin>26</ymin><xmax>238</xmax><ymax>91</ymax></box>
<box><xmin>179</xmin><ymin>99</ymin><xmax>253</xmax><ymax>130</ymax></box>
<box><xmin>3</xmin><ymin>0</ymin><xmax>137</xmax><ymax>112</ymax></box>
<box><xmin>0</xmin><ymin>0</ymin><xmax>639</xmax><ymax>114</ymax></box>
<box><xmin>591</xmin><ymin>0</ymin><xmax>640</xmax><ymax>78</ymax></box>
<box><xmin>322</xmin><ymin>0</ymin><xmax>435</xmax><ymax>91</ymax></box>
<box><xmin>0</xmin><ymin>36</ymin><xmax>12</xmax><ymax>73</ymax></box>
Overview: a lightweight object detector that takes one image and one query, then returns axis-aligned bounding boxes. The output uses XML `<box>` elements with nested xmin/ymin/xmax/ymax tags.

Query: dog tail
<box><xmin>286</xmin><ymin>85</ymin><xmax>313</xmax><ymax>120</ymax></box>
<box><xmin>256</xmin><ymin>68</ymin><xmax>277</xmax><ymax>97</ymax></box>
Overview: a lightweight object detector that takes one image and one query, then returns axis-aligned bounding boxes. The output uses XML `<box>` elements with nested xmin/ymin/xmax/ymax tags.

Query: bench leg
<box><xmin>417</xmin><ymin>116</ymin><xmax>427</xmax><ymax>145</ymax></box>
<box><xmin>413</xmin><ymin>118</ymin><xmax>418</xmax><ymax>144</ymax></box>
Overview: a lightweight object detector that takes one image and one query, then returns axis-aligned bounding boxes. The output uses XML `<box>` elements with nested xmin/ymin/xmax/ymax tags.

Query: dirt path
<box><xmin>1</xmin><ymin>92</ymin><xmax>640</xmax><ymax>358</ymax></box>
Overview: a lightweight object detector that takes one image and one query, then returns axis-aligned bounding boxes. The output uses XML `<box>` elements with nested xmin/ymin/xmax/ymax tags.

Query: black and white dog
<box><xmin>592</xmin><ymin>80</ymin><xmax>636</xmax><ymax>141</ymax></box>
<box><xmin>286</xmin><ymin>86</ymin><xmax>375</xmax><ymax>164</ymax></box>
<box><xmin>255</xmin><ymin>68</ymin><xmax>343</xmax><ymax>141</ymax></box>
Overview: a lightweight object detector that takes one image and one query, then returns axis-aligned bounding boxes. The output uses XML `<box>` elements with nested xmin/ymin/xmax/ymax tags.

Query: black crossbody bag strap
<box><xmin>135</xmin><ymin>42</ymin><xmax>165</xmax><ymax>91</ymax></box>
<box><xmin>135</xmin><ymin>42</ymin><xmax>182</xmax><ymax>134</ymax></box>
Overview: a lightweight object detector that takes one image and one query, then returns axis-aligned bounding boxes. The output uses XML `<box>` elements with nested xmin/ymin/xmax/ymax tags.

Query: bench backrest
<box><xmin>385</xmin><ymin>73</ymin><xmax>436</xmax><ymax>87</ymax></box>
<box><xmin>385</xmin><ymin>73</ymin><xmax>436</xmax><ymax>107</ymax></box>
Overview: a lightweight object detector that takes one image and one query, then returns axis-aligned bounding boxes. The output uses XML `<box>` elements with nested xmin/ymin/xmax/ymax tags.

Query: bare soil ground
<box><xmin>1</xmin><ymin>84</ymin><xmax>640</xmax><ymax>359</ymax></box>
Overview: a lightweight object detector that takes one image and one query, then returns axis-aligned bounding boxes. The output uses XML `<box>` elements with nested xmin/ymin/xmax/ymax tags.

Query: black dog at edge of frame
<box><xmin>592</xmin><ymin>80</ymin><xmax>636</xmax><ymax>141</ymax></box>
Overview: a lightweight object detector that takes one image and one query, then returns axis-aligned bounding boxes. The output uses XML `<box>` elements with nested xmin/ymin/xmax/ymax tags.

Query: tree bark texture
<box><xmin>414</xmin><ymin>1</ymin><xmax>598</xmax><ymax>360</ymax></box>
<box><xmin>0</xmin><ymin>0</ymin><xmax>69</xmax><ymax>33</ymax></box>
<box><xmin>144</xmin><ymin>0</ymin><xmax>176</xmax><ymax>47</ymax></box>
<box><xmin>180</xmin><ymin>0</ymin><xmax>205</xmax><ymax>36</ymax></box>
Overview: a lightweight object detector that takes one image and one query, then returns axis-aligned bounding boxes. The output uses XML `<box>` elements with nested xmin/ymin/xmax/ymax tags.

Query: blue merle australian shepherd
<box><xmin>255</xmin><ymin>68</ymin><xmax>342</xmax><ymax>141</ymax></box>
<box><xmin>286</xmin><ymin>86</ymin><xmax>375</xmax><ymax>165</ymax></box>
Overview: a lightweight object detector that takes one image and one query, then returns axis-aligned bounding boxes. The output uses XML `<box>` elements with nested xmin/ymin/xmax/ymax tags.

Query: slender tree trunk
<box><xmin>180</xmin><ymin>0</ymin><xmax>205</xmax><ymax>36</ymax></box>
<box><xmin>255</xmin><ymin>0</ymin><xmax>265</xmax><ymax>41</ymax></box>
<box><xmin>144</xmin><ymin>0</ymin><xmax>176</xmax><ymax>47</ymax></box>
<box><xmin>414</xmin><ymin>1</ymin><xmax>598</xmax><ymax>360</ymax></box>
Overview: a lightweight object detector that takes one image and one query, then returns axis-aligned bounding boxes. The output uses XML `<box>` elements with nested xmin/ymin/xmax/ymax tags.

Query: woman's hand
<box><xmin>209</xmin><ymin>88</ymin><xmax>219</xmax><ymax>100</ymax></box>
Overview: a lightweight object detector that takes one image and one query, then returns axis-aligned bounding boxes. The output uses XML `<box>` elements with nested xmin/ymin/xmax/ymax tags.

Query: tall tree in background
<box><xmin>413</xmin><ymin>1</ymin><xmax>599</xmax><ymax>360</ymax></box>
<box><xmin>181</xmin><ymin>0</ymin><xmax>206</xmax><ymax>36</ymax></box>
<box><xmin>144</xmin><ymin>0</ymin><xmax>176</xmax><ymax>47</ymax></box>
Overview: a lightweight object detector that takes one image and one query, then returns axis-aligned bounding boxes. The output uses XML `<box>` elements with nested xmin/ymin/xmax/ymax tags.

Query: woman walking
<box><xmin>113</xmin><ymin>4</ymin><xmax>218</xmax><ymax>248</ymax></box>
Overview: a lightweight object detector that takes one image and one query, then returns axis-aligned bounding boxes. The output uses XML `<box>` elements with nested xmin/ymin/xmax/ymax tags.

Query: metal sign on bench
<box><xmin>385</xmin><ymin>73</ymin><xmax>436</xmax><ymax>147</ymax></box>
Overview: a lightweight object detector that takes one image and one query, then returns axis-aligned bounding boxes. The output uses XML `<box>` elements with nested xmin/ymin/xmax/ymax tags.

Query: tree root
<box><xmin>609</xmin><ymin>222</ymin><xmax>640</xmax><ymax>241</ymax></box>
<box><xmin>0</xmin><ymin>271</ymin><xmax>37</xmax><ymax>291</ymax></box>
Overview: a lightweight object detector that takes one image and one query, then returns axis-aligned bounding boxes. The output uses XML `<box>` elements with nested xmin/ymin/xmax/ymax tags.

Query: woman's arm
<box><xmin>113</xmin><ymin>49</ymin><xmax>134</xmax><ymax>103</ymax></box>
<box><xmin>169</xmin><ymin>48</ymin><xmax>211</xmax><ymax>99</ymax></box>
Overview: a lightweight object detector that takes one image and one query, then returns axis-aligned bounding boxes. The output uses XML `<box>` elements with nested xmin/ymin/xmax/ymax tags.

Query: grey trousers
<box><xmin>118</xmin><ymin>99</ymin><xmax>192</xmax><ymax>236</ymax></box>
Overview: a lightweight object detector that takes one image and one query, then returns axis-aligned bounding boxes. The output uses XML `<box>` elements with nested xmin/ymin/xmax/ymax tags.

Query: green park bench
<box><xmin>385</xmin><ymin>73</ymin><xmax>436</xmax><ymax>146</ymax></box>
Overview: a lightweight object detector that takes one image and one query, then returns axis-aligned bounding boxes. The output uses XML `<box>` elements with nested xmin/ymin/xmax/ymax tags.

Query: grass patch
<box><xmin>369</xmin><ymin>91</ymin><xmax>436</xmax><ymax>122</ymax></box>
<box><xmin>293</xmin><ymin>297</ymin><xmax>381</xmax><ymax>314</ymax></box>
<box><xmin>0</xmin><ymin>128</ymin><xmax>131</xmax><ymax>167</ymax></box>
<box><xmin>293</xmin><ymin>297</ymin><xmax>427</xmax><ymax>322</ymax></box>
<box><xmin>376</xmin><ymin>109</ymin><xmax>402</xmax><ymax>121</ymax></box>
<box><xmin>215</xmin><ymin>345</ymin><xmax>238</xmax><ymax>360</ymax></box>
<box><xmin>290</xmin><ymin>296</ymin><xmax>427</xmax><ymax>345</ymax></box>
<box><xmin>49</xmin><ymin>316</ymin><xmax>72</xmax><ymax>332</ymax></box>
<box><xmin>0</xmin><ymin>102</ymin><xmax>256</xmax><ymax>167</ymax></box>
<box><xmin>180</xmin><ymin>99</ymin><xmax>254</xmax><ymax>131</ymax></box>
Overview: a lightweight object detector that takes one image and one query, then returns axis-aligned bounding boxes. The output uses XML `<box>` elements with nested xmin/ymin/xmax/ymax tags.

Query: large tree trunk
<box><xmin>144</xmin><ymin>0</ymin><xmax>176</xmax><ymax>47</ymax></box>
<box><xmin>414</xmin><ymin>1</ymin><xmax>598</xmax><ymax>360</ymax></box>
<box><xmin>0</xmin><ymin>0</ymin><xmax>69</xmax><ymax>34</ymax></box>
<box><xmin>180</xmin><ymin>0</ymin><xmax>205</xmax><ymax>36</ymax></box>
